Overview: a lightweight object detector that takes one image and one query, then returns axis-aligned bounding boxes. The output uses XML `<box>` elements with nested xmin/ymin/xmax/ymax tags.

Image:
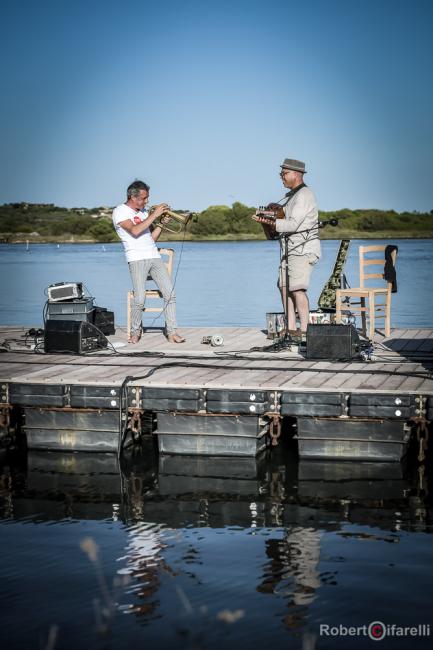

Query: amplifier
<box><xmin>93</xmin><ymin>307</ymin><xmax>115</xmax><ymax>336</ymax></box>
<box><xmin>44</xmin><ymin>319</ymin><xmax>107</xmax><ymax>354</ymax></box>
<box><xmin>47</xmin><ymin>298</ymin><xmax>94</xmax><ymax>322</ymax></box>
<box><xmin>306</xmin><ymin>324</ymin><xmax>365</xmax><ymax>360</ymax></box>
<box><xmin>47</xmin><ymin>282</ymin><xmax>83</xmax><ymax>302</ymax></box>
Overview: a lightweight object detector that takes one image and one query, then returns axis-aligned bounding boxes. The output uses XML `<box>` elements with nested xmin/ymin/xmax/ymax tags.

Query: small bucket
<box><xmin>266</xmin><ymin>312</ymin><xmax>286</xmax><ymax>339</ymax></box>
<box><xmin>309</xmin><ymin>310</ymin><xmax>335</xmax><ymax>325</ymax></box>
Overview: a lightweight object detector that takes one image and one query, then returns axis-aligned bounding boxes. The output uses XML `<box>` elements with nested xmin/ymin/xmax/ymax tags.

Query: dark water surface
<box><xmin>1</xmin><ymin>240</ymin><xmax>433</xmax><ymax>648</ymax></box>
<box><xmin>0</xmin><ymin>442</ymin><xmax>432</xmax><ymax>650</ymax></box>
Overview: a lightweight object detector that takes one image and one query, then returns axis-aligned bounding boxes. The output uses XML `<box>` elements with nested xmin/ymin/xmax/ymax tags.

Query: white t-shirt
<box><xmin>112</xmin><ymin>203</ymin><xmax>160</xmax><ymax>263</ymax></box>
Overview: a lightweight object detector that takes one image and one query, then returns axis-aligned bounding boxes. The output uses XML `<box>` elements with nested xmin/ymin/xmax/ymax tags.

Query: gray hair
<box><xmin>127</xmin><ymin>180</ymin><xmax>150</xmax><ymax>200</ymax></box>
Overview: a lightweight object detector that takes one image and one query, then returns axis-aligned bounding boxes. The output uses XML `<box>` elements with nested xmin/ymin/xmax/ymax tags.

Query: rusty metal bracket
<box><xmin>414</xmin><ymin>395</ymin><xmax>428</xmax><ymax>420</ymax></box>
<box><xmin>126</xmin><ymin>408</ymin><xmax>145</xmax><ymax>444</ymax></box>
<box><xmin>418</xmin><ymin>464</ymin><xmax>427</xmax><ymax>496</ymax></box>
<box><xmin>0</xmin><ymin>405</ymin><xmax>11</xmax><ymax>430</ymax></box>
<box><xmin>264</xmin><ymin>391</ymin><xmax>282</xmax><ymax>446</ymax></box>
<box><xmin>410</xmin><ymin>395</ymin><xmax>429</xmax><ymax>463</ymax></box>
<box><xmin>268</xmin><ymin>414</ymin><xmax>282</xmax><ymax>446</ymax></box>
<box><xmin>129</xmin><ymin>387</ymin><xmax>142</xmax><ymax>409</ymax></box>
<box><xmin>416</xmin><ymin>421</ymin><xmax>429</xmax><ymax>464</ymax></box>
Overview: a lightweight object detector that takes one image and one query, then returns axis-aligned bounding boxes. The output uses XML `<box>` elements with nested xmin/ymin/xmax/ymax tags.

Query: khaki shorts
<box><xmin>278</xmin><ymin>253</ymin><xmax>319</xmax><ymax>291</ymax></box>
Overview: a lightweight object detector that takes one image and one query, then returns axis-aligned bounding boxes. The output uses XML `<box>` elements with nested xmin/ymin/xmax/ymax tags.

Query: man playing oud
<box><xmin>253</xmin><ymin>158</ymin><xmax>321</xmax><ymax>342</ymax></box>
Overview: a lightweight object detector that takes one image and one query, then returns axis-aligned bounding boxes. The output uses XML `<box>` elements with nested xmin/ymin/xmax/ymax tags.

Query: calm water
<box><xmin>0</xmin><ymin>443</ymin><xmax>432</xmax><ymax>650</ymax></box>
<box><xmin>1</xmin><ymin>239</ymin><xmax>433</xmax><ymax>327</ymax></box>
<box><xmin>1</xmin><ymin>240</ymin><xmax>433</xmax><ymax>649</ymax></box>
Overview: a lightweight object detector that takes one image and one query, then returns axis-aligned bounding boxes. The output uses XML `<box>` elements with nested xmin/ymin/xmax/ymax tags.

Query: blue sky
<box><xmin>1</xmin><ymin>0</ymin><xmax>432</xmax><ymax>212</ymax></box>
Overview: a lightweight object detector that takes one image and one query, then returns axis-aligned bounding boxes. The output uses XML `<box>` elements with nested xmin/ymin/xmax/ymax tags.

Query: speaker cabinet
<box><xmin>306</xmin><ymin>324</ymin><xmax>362</xmax><ymax>360</ymax></box>
<box><xmin>92</xmin><ymin>307</ymin><xmax>115</xmax><ymax>335</ymax></box>
<box><xmin>44</xmin><ymin>319</ymin><xmax>107</xmax><ymax>354</ymax></box>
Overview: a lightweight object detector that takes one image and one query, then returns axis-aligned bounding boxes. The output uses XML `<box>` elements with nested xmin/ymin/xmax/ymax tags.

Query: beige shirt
<box><xmin>275</xmin><ymin>186</ymin><xmax>321</xmax><ymax>258</ymax></box>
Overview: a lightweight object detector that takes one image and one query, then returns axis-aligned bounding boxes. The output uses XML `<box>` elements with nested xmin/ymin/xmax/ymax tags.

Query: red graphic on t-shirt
<box><xmin>133</xmin><ymin>214</ymin><xmax>141</xmax><ymax>224</ymax></box>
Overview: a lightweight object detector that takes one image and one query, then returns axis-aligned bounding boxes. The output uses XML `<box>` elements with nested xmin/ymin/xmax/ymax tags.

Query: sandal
<box><xmin>129</xmin><ymin>333</ymin><xmax>141</xmax><ymax>344</ymax></box>
<box><xmin>167</xmin><ymin>332</ymin><xmax>186</xmax><ymax>343</ymax></box>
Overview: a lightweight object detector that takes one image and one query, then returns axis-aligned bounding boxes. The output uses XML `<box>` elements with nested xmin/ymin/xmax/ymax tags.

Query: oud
<box><xmin>254</xmin><ymin>202</ymin><xmax>285</xmax><ymax>221</ymax></box>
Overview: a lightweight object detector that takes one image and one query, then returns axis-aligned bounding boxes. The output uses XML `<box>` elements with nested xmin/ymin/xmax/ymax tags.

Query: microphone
<box><xmin>318</xmin><ymin>218</ymin><xmax>339</xmax><ymax>228</ymax></box>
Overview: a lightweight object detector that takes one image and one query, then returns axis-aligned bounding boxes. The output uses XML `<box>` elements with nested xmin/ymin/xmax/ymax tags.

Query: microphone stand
<box><xmin>262</xmin><ymin>232</ymin><xmax>302</xmax><ymax>352</ymax></box>
<box><xmin>280</xmin><ymin>232</ymin><xmax>300</xmax><ymax>350</ymax></box>
<box><xmin>259</xmin><ymin>219</ymin><xmax>341</xmax><ymax>352</ymax></box>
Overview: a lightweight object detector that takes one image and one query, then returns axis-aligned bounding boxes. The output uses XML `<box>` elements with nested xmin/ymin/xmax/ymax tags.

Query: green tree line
<box><xmin>1</xmin><ymin>202</ymin><xmax>432</xmax><ymax>243</ymax></box>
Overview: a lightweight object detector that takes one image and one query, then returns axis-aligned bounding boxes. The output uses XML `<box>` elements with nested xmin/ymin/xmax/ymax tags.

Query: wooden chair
<box><xmin>335</xmin><ymin>244</ymin><xmax>397</xmax><ymax>340</ymax></box>
<box><xmin>126</xmin><ymin>248</ymin><xmax>174</xmax><ymax>336</ymax></box>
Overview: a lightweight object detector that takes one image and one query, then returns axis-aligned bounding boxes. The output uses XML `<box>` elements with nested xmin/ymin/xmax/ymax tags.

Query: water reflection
<box><xmin>298</xmin><ymin>459</ymin><xmax>408</xmax><ymax>502</ymax></box>
<box><xmin>0</xmin><ymin>442</ymin><xmax>432</xmax><ymax>647</ymax></box>
<box><xmin>119</xmin><ymin>521</ymin><xmax>172</xmax><ymax>620</ymax></box>
<box><xmin>297</xmin><ymin>458</ymin><xmax>431</xmax><ymax>532</ymax></box>
<box><xmin>0</xmin><ymin>442</ymin><xmax>429</xmax><ymax>529</ymax></box>
<box><xmin>0</xmin><ymin>450</ymin><xmax>123</xmax><ymax>521</ymax></box>
<box><xmin>258</xmin><ymin>526</ymin><xmax>321</xmax><ymax>633</ymax></box>
<box><xmin>158</xmin><ymin>454</ymin><xmax>268</xmax><ymax>497</ymax></box>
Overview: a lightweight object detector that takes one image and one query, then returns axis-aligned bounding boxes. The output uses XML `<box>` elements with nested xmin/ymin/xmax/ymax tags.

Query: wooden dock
<box><xmin>1</xmin><ymin>325</ymin><xmax>432</xmax><ymax>461</ymax></box>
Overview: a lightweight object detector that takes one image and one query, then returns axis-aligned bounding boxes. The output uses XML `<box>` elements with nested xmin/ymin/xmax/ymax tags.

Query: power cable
<box><xmin>116</xmin><ymin>360</ymin><xmax>433</xmax><ymax>384</ymax></box>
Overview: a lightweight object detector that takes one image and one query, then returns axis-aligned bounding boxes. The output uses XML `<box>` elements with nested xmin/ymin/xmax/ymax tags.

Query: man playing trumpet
<box><xmin>112</xmin><ymin>180</ymin><xmax>185</xmax><ymax>344</ymax></box>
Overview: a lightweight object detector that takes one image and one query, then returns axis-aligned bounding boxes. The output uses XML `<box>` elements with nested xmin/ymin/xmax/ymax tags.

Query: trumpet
<box><xmin>152</xmin><ymin>209</ymin><xmax>195</xmax><ymax>234</ymax></box>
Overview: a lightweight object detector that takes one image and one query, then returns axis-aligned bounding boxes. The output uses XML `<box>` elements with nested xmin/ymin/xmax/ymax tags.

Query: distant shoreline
<box><xmin>1</xmin><ymin>202</ymin><xmax>432</xmax><ymax>243</ymax></box>
<box><xmin>3</xmin><ymin>232</ymin><xmax>433</xmax><ymax>244</ymax></box>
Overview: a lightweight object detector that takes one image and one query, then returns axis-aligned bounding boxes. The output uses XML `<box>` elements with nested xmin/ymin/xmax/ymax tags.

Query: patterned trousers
<box><xmin>128</xmin><ymin>258</ymin><xmax>177</xmax><ymax>335</ymax></box>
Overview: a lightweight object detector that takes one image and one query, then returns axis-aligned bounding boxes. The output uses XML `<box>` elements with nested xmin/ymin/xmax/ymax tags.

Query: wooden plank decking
<box><xmin>1</xmin><ymin>325</ymin><xmax>432</xmax><ymax>395</ymax></box>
